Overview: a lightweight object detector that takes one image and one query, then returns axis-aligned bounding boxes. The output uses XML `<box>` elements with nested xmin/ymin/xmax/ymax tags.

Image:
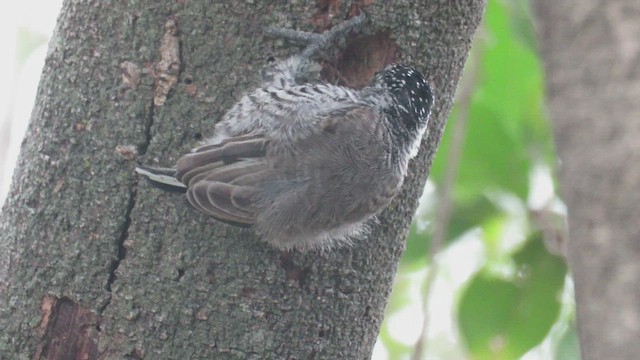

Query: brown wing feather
<box><xmin>187</xmin><ymin>181</ymin><xmax>255</xmax><ymax>227</ymax></box>
<box><xmin>193</xmin><ymin>134</ymin><xmax>262</xmax><ymax>153</ymax></box>
<box><xmin>176</xmin><ymin>138</ymin><xmax>269</xmax><ymax>181</ymax></box>
<box><xmin>177</xmin><ymin>136</ymin><xmax>271</xmax><ymax>226</ymax></box>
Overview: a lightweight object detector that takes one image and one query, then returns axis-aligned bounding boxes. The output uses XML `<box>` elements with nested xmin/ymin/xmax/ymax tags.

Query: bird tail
<box><xmin>135</xmin><ymin>165</ymin><xmax>187</xmax><ymax>193</ymax></box>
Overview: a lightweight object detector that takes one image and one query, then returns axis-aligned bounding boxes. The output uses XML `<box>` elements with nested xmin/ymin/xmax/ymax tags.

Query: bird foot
<box><xmin>264</xmin><ymin>12</ymin><xmax>366</xmax><ymax>61</ymax></box>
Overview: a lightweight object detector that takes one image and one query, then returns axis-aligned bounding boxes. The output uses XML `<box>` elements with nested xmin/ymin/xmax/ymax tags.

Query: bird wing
<box><xmin>175</xmin><ymin>102</ymin><xmax>396</xmax><ymax>233</ymax></box>
<box><xmin>175</xmin><ymin>137</ymin><xmax>271</xmax><ymax>227</ymax></box>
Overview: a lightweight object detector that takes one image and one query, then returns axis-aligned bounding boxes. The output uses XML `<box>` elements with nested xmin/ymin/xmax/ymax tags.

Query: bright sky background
<box><xmin>0</xmin><ymin>0</ymin><xmax>62</xmax><ymax>203</ymax></box>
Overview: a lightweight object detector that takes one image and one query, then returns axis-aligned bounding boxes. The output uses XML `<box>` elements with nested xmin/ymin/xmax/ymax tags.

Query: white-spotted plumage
<box><xmin>137</xmin><ymin>14</ymin><xmax>434</xmax><ymax>250</ymax></box>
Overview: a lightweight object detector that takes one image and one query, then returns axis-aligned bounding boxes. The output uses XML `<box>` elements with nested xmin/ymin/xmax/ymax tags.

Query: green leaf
<box><xmin>431</xmin><ymin>0</ymin><xmax>553</xmax><ymax>204</ymax></box>
<box><xmin>448</xmin><ymin>195</ymin><xmax>499</xmax><ymax>242</ymax></box>
<box><xmin>458</xmin><ymin>275</ymin><xmax>520</xmax><ymax>359</ymax></box>
<box><xmin>458</xmin><ymin>234</ymin><xmax>568</xmax><ymax>359</ymax></box>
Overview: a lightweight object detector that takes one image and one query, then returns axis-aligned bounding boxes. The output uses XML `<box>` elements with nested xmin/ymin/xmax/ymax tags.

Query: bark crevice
<box><xmin>101</xmin><ymin>91</ymin><xmax>158</xmax><ymax>314</ymax></box>
<box><xmin>100</xmin><ymin>15</ymin><xmax>179</xmax><ymax>312</ymax></box>
<box><xmin>139</xmin><ymin>100</ymin><xmax>156</xmax><ymax>157</ymax></box>
<box><xmin>99</xmin><ymin>184</ymin><xmax>136</xmax><ymax>314</ymax></box>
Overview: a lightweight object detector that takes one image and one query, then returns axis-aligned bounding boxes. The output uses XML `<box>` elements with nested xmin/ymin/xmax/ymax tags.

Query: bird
<box><xmin>136</xmin><ymin>13</ymin><xmax>434</xmax><ymax>251</ymax></box>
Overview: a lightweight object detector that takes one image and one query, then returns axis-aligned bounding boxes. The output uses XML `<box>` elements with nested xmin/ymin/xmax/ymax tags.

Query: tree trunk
<box><xmin>534</xmin><ymin>2</ymin><xmax>640</xmax><ymax>359</ymax></box>
<box><xmin>0</xmin><ymin>1</ymin><xmax>484</xmax><ymax>358</ymax></box>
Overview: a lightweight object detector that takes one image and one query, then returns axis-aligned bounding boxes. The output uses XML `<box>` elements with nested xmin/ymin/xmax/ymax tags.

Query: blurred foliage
<box><xmin>458</xmin><ymin>235</ymin><xmax>567</xmax><ymax>359</ymax></box>
<box><xmin>378</xmin><ymin>0</ymin><xmax>579</xmax><ymax>359</ymax></box>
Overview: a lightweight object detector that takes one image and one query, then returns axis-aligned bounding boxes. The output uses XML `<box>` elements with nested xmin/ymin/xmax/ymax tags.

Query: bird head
<box><xmin>371</xmin><ymin>64</ymin><xmax>434</xmax><ymax>132</ymax></box>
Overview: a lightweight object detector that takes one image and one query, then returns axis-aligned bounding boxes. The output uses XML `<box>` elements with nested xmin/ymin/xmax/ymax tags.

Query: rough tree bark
<box><xmin>0</xmin><ymin>0</ymin><xmax>483</xmax><ymax>358</ymax></box>
<box><xmin>534</xmin><ymin>2</ymin><xmax>640</xmax><ymax>359</ymax></box>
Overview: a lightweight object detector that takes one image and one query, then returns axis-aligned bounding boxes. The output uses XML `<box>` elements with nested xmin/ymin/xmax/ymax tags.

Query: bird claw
<box><xmin>263</xmin><ymin>27</ymin><xmax>324</xmax><ymax>46</ymax></box>
<box><xmin>264</xmin><ymin>12</ymin><xmax>366</xmax><ymax>59</ymax></box>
